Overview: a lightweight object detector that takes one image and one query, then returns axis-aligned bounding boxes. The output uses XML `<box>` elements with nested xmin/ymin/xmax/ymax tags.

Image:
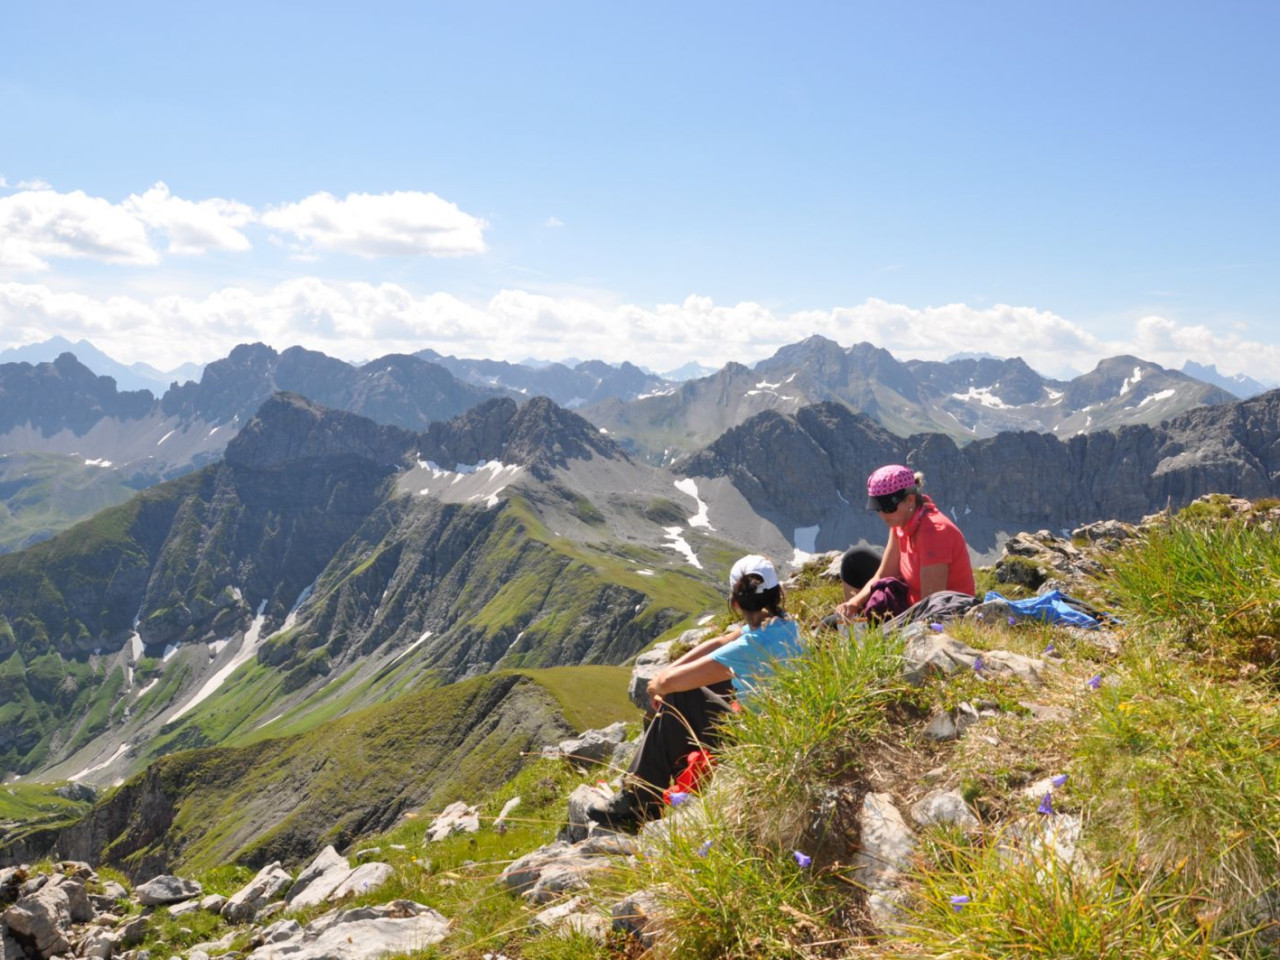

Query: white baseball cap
<box><xmin>729</xmin><ymin>554</ymin><xmax>780</xmax><ymax>593</ymax></box>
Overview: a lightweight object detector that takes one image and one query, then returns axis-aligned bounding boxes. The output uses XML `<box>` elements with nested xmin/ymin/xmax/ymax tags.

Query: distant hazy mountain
<box><xmin>0</xmin><ymin>336</ymin><xmax>201</xmax><ymax>394</ymax></box>
<box><xmin>0</xmin><ymin>334</ymin><xmax>1248</xmax><ymax>547</ymax></box>
<box><xmin>415</xmin><ymin>349</ymin><xmax>669</xmax><ymax>408</ymax></box>
<box><xmin>662</xmin><ymin>361</ymin><xmax>719</xmax><ymax>381</ymax></box>
<box><xmin>1182</xmin><ymin>360</ymin><xmax>1272</xmax><ymax>399</ymax></box>
<box><xmin>586</xmin><ymin>335</ymin><xmax>1237</xmax><ymax>461</ymax></box>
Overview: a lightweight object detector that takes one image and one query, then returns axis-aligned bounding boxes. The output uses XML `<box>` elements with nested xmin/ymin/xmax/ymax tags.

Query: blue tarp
<box><xmin>983</xmin><ymin>589</ymin><xmax>1105</xmax><ymax>629</ymax></box>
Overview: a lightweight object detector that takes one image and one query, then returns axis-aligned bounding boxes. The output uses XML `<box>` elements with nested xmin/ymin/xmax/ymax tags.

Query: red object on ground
<box><xmin>663</xmin><ymin>749</ymin><xmax>714</xmax><ymax>804</ymax></box>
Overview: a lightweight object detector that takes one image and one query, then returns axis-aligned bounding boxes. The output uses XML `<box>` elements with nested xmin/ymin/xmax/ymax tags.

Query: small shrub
<box><xmin>995</xmin><ymin>556</ymin><xmax>1046</xmax><ymax>591</ymax></box>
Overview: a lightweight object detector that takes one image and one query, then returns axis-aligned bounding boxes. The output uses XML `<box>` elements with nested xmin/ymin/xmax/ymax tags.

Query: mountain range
<box><xmin>0</xmin><ymin>335</ymin><xmax>1259</xmax><ymax>550</ymax></box>
<box><xmin>3</xmin><ymin>370</ymin><xmax>1280</xmax><ymax>789</ymax></box>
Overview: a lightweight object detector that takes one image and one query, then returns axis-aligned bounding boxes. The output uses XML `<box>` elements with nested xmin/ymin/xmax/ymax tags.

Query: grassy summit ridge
<box><xmin>240</xmin><ymin>495</ymin><xmax>1277</xmax><ymax>959</ymax></box>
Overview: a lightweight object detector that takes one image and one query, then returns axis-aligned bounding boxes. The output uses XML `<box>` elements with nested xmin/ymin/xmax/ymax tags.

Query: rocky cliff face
<box><xmin>414</xmin><ymin>396</ymin><xmax>624</xmax><ymax>480</ymax></box>
<box><xmin>679</xmin><ymin>389</ymin><xmax>1280</xmax><ymax>556</ymax></box>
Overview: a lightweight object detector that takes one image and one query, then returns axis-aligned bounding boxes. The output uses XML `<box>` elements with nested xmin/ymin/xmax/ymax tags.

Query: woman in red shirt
<box><xmin>837</xmin><ymin>464</ymin><xmax>975</xmax><ymax>620</ymax></box>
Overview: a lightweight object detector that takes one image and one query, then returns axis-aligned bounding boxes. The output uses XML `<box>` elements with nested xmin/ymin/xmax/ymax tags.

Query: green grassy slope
<box><xmin>0</xmin><ymin>452</ymin><xmax>147</xmax><ymax>553</ymax></box>
<box><xmin>46</xmin><ymin>665</ymin><xmax>640</xmax><ymax>879</ymax></box>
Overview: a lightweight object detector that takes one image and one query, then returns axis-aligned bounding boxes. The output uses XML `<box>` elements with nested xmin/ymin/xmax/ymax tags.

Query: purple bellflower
<box><xmin>793</xmin><ymin>851</ymin><xmax>812</xmax><ymax>868</ymax></box>
<box><xmin>949</xmin><ymin>894</ymin><xmax>971</xmax><ymax>912</ymax></box>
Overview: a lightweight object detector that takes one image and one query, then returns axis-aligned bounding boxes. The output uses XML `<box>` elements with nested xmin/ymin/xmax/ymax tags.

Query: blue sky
<box><xmin>2</xmin><ymin>1</ymin><xmax>1278</xmax><ymax>381</ymax></box>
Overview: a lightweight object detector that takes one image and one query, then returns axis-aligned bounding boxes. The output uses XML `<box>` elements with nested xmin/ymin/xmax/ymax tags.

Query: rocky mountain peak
<box><xmin>1065</xmin><ymin>355</ymin><xmax>1235</xmax><ymax>409</ymax></box>
<box><xmin>412</xmin><ymin>396</ymin><xmax>624</xmax><ymax>478</ymax></box>
<box><xmin>503</xmin><ymin>395</ymin><xmax>625</xmax><ymax>474</ymax></box>
<box><xmin>224</xmin><ymin>392</ymin><xmax>417</xmax><ymax>471</ymax></box>
<box><xmin>0</xmin><ymin>352</ymin><xmax>155</xmax><ymax>436</ymax></box>
<box><xmin>756</xmin><ymin>334</ymin><xmax>849</xmax><ymax>379</ymax></box>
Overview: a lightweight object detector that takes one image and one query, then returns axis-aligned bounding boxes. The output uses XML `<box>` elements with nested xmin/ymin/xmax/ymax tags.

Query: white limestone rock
<box><xmin>285</xmin><ymin>846</ymin><xmax>352</xmax><ymax>909</ymax></box>
<box><xmin>910</xmin><ymin>789</ymin><xmax>980</xmax><ymax>833</ymax></box>
<box><xmin>135</xmin><ymin>875</ymin><xmax>203</xmax><ymax>907</ymax></box>
<box><xmin>559</xmin><ymin>783</ymin><xmax>615</xmax><ymax>843</ymax></box>
<box><xmin>328</xmin><ymin>862</ymin><xmax>394</xmax><ymax>902</ymax></box>
<box><xmin>3</xmin><ymin>879</ymin><xmax>77</xmax><ymax>958</ymax></box>
<box><xmin>852</xmin><ymin>793</ymin><xmax>916</xmax><ymax>927</ymax></box>
<box><xmin>500</xmin><ymin>843</ymin><xmax>613</xmax><ymax>904</ymax></box>
<box><xmin>543</xmin><ymin>722</ymin><xmax>628</xmax><ymax>765</ymax></box>
<box><xmin>78</xmin><ymin>926</ymin><xmax>119</xmax><ymax>959</ymax></box>
<box><xmin>244</xmin><ymin>900</ymin><xmax>449</xmax><ymax>960</ymax></box>
<box><xmin>426</xmin><ymin>801</ymin><xmax>481</xmax><ymax>842</ymax></box>
<box><xmin>222</xmin><ymin>862</ymin><xmax>293</xmax><ymax>923</ymax></box>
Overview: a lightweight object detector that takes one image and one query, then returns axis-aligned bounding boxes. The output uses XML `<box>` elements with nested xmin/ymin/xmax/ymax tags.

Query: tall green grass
<box><xmin>1076</xmin><ymin>651</ymin><xmax>1280</xmax><ymax>932</ymax></box>
<box><xmin>899</xmin><ymin>831</ymin><xmax>1232</xmax><ymax>960</ymax></box>
<box><xmin>1106</xmin><ymin>513</ymin><xmax>1280</xmax><ymax>670</ymax></box>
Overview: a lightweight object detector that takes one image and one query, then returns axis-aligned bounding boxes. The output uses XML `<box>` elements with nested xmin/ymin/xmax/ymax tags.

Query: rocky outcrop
<box><xmin>0</xmin><ymin>859</ymin><xmax>436</xmax><ymax>960</ymax></box>
<box><xmin>134</xmin><ymin>874</ymin><xmax>202</xmax><ymax>905</ymax></box>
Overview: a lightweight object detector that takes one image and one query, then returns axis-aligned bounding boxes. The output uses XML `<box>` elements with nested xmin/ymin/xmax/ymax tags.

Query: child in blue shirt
<box><xmin>589</xmin><ymin>554</ymin><xmax>800</xmax><ymax>830</ymax></box>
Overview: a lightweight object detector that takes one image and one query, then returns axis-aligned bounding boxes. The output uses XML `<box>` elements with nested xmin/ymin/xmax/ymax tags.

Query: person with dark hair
<box><xmin>836</xmin><ymin>464</ymin><xmax>975</xmax><ymax>622</ymax></box>
<box><xmin>839</xmin><ymin>544</ymin><xmax>882</xmax><ymax>600</ymax></box>
<box><xmin>589</xmin><ymin>554</ymin><xmax>800</xmax><ymax>830</ymax></box>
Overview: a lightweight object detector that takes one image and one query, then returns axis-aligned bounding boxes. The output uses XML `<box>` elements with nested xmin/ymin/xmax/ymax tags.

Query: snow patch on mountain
<box><xmin>69</xmin><ymin>743</ymin><xmax>131</xmax><ymax>783</ymax></box>
<box><xmin>1120</xmin><ymin>365</ymin><xmax>1143</xmax><ymax>396</ymax></box>
<box><xmin>1139</xmin><ymin>388</ymin><xmax>1176</xmax><ymax>407</ymax></box>
<box><xmin>663</xmin><ymin>527</ymin><xmax>702</xmax><ymax>568</ymax></box>
<box><xmin>169</xmin><ymin>600</ymin><xmax>268</xmax><ymax>722</ymax></box>
<box><xmin>793</xmin><ymin>525</ymin><xmax>819</xmax><ymax>553</ymax></box>
<box><xmin>951</xmin><ymin>386</ymin><xmax>1012</xmax><ymax>409</ymax></box>
<box><xmin>388</xmin><ymin>630</ymin><xmax>433</xmax><ymax>667</ymax></box>
<box><xmin>675</xmin><ymin>478</ymin><xmax>712</xmax><ymax>529</ymax></box>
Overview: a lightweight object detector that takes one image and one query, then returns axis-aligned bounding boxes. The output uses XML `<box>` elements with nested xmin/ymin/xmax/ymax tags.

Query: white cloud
<box><xmin>260</xmin><ymin>191</ymin><xmax>487</xmax><ymax>258</ymax></box>
<box><xmin>124</xmin><ymin>182</ymin><xmax>254</xmax><ymax>255</ymax></box>
<box><xmin>17</xmin><ymin>179</ymin><xmax>53</xmax><ymax>191</ymax></box>
<box><xmin>0</xmin><ymin>184</ymin><xmax>486</xmax><ymax>271</ymax></box>
<box><xmin>3</xmin><ymin>280</ymin><xmax>1279</xmax><ymax>385</ymax></box>
<box><xmin>0</xmin><ymin>176</ymin><xmax>8</xmax><ymax>189</ymax></box>
<box><xmin>0</xmin><ymin>188</ymin><xmax>159</xmax><ymax>271</ymax></box>
<box><xmin>545</xmin><ymin>216</ymin><xmax>565</xmax><ymax>228</ymax></box>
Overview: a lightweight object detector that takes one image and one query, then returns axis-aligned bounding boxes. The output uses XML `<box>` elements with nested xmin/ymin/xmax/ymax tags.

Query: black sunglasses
<box><xmin>871</xmin><ymin>490</ymin><xmax>910</xmax><ymax>513</ymax></box>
